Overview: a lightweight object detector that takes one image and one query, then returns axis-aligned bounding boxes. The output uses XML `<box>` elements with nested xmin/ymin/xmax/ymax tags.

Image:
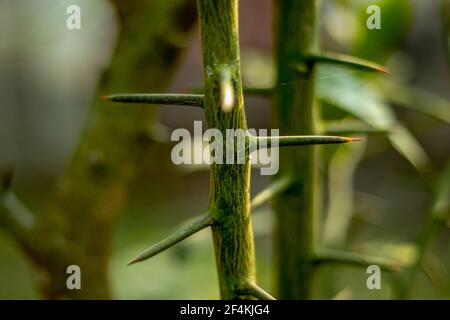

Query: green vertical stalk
<box><xmin>272</xmin><ymin>0</ymin><xmax>318</xmax><ymax>299</ymax></box>
<box><xmin>197</xmin><ymin>0</ymin><xmax>256</xmax><ymax>299</ymax></box>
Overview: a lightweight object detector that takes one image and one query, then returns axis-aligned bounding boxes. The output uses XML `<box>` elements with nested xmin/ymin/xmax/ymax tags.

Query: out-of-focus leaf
<box><xmin>317</xmin><ymin>66</ymin><xmax>394</xmax><ymax>130</ymax></box>
<box><xmin>379</xmin><ymin>80</ymin><xmax>450</xmax><ymax>124</ymax></box>
<box><xmin>316</xmin><ymin>65</ymin><xmax>433</xmax><ymax>177</ymax></box>
<box><xmin>422</xmin><ymin>253</ymin><xmax>449</xmax><ymax>291</ymax></box>
<box><xmin>332</xmin><ymin>287</ymin><xmax>353</xmax><ymax>300</ymax></box>
<box><xmin>432</xmin><ymin>160</ymin><xmax>450</xmax><ymax>222</ymax></box>
<box><xmin>357</xmin><ymin>242</ymin><xmax>418</xmax><ymax>267</ymax></box>
<box><xmin>352</xmin><ymin>0</ymin><xmax>413</xmax><ymax>62</ymax></box>
<box><xmin>388</xmin><ymin>124</ymin><xmax>433</xmax><ymax>178</ymax></box>
<box><xmin>323</xmin><ymin>1</ymin><xmax>360</xmax><ymax>47</ymax></box>
<box><xmin>324</xmin><ymin>139</ymin><xmax>367</xmax><ymax>248</ymax></box>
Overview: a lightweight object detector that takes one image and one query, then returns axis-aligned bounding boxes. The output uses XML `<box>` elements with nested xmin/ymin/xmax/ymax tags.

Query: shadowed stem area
<box><xmin>272</xmin><ymin>0</ymin><xmax>319</xmax><ymax>299</ymax></box>
<box><xmin>197</xmin><ymin>0</ymin><xmax>256</xmax><ymax>299</ymax></box>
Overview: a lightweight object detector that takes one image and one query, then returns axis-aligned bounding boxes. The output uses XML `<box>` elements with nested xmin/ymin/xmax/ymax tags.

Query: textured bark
<box><xmin>271</xmin><ymin>0</ymin><xmax>318</xmax><ymax>299</ymax></box>
<box><xmin>1</xmin><ymin>0</ymin><xmax>197</xmax><ymax>299</ymax></box>
<box><xmin>197</xmin><ymin>0</ymin><xmax>256</xmax><ymax>299</ymax></box>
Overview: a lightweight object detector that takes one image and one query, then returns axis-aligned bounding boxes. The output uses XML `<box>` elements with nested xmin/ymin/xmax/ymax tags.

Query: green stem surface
<box><xmin>197</xmin><ymin>0</ymin><xmax>256</xmax><ymax>299</ymax></box>
<box><xmin>271</xmin><ymin>0</ymin><xmax>318</xmax><ymax>299</ymax></box>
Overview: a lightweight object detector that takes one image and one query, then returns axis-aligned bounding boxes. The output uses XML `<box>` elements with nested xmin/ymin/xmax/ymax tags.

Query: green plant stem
<box><xmin>271</xmin><ymin>0</ymin><xmax>318</xmax><ymax>299</ymax></box>
<box><xmin>197</xmin><ymin>0</ymin><xmax>257</xmax><ymax>299</ymax></box>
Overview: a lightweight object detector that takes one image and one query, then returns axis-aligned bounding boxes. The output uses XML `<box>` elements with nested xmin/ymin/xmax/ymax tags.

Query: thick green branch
<box><xmin>197</xmin><ymin>0</ymin><xmax>256</xmax><ymax>300</ymax></box>
<box><xmin>313</xmin><ymin>248</ymin><xmax>403</xmax><ymax>273</ymax></box>
<box><xmin>271</xmin><ymin>0</ymin><xmax>318</xmax><ymax>299</ymax></box>
<box><xmin>102</xmin><ymin>93</ymin><xmax>204</xmax><ymax>107</ymax></box>
<box><xmin>128</xmin><ymin>212</ymin><xmax>214</xmax><ymax>265</ymax></box>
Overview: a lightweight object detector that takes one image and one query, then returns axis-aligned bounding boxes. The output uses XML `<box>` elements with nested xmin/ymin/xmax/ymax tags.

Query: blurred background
<box><xmin>0</xmin><ymin>0</ymin><xmax>449</xmax><ymax>299</ymax></box>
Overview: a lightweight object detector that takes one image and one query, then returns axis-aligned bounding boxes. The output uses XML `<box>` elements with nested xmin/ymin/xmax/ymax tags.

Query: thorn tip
<box><xmin>127</xmin><ymin>258</ymin><xmax>139</xmax><ymax>266</ymax></box>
